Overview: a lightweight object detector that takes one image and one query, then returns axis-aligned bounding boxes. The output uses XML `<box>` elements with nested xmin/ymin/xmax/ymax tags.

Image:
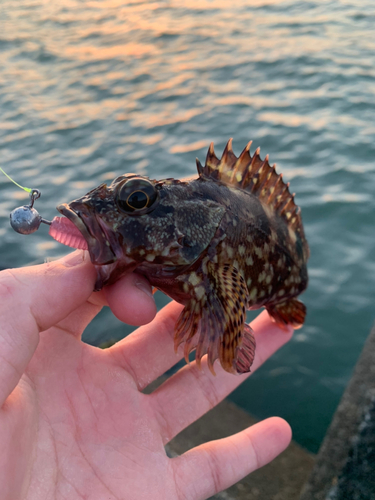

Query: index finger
<box><xmin>100</xmin><ymin>272</ymin><xmax>157</xmax><ymax>326</ymax></box>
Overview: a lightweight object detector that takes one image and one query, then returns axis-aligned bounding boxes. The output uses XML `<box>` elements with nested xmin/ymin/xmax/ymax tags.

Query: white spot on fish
<box><xmin>258</xmin><ymin>271</ymin><xmax>266</xmax><ymax>283</ymax></box>
<box><xmin>195</xmin><ymin>285</ymin><xmax>205</xmax><ymax>301</ymax></box>
<box><xmin>246</xmin><ymin>256</ymin><xmax>254</xmax><ymax>266</ymax></box>
<box><xmin>254</xmin><ymin>247</ymin><xmax>263</xmax><ymax>258</ymax></box>
<box><xmin>189</xmin><ymin>272</ymin><xmax>201</xmax><ymax>286</ymax></box>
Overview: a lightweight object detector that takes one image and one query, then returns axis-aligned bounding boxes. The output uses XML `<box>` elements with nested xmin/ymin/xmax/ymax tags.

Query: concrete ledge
<box><xmin>300</xmin><ymin>323</ymin><xmax>375</xmax><ymax>500</ymax></box>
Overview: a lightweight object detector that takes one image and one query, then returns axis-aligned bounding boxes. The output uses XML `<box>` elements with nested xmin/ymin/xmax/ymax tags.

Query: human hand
<box><xmin>0</xmin><ymin>250</ymin><xmax>293</xmax><ymax>500</ymax></box>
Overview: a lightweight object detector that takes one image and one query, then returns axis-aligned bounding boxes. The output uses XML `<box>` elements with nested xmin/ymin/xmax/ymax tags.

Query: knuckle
<box><xmin>205</xmin><ymin>448</ymin><xmax>223</xmax><ymax>493</ymax></box>
<box><xmin>0</xmin><ymin>269</ymin><xmax>20</xmax><ymax>304</ymax></box>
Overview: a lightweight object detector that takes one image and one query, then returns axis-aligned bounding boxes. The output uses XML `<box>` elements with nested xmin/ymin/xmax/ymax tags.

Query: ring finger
<box><xmin>149</xmin><ymin>311</ymin><xmax>293</xmax><ymax>444</ymax></box>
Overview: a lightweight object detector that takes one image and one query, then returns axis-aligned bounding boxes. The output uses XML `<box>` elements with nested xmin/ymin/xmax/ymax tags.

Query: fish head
<box><xmin>55</xmin><ymin>174</ymin><xmax>224</xmax><ymax>286</ymax></box>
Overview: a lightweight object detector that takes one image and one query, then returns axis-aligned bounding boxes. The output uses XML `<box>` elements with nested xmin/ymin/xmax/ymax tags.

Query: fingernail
<box><xmin>134</xmin><ymin>277</ymin><xmax>154</xmax><ymax>299</ymax></box>
<box><xmin>60</xmin><ymin>250</ymin><xmax>88</xmax><ymax>267</ymax></box>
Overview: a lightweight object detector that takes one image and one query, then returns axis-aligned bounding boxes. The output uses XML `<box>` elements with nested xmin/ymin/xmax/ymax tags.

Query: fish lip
<box><xmin>56</xmin><ymin>203</ymin><xmax>117</xmax><ymax>265</ymax></box>
<box><xmin>56</xmin><ymin>203</ymin><xmax>94</xmax><ymax>245</ymax></box>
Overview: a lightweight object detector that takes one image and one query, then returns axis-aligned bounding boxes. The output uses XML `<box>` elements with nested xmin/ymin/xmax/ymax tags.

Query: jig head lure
<box><xmin>1</xmin><ymin>167</ymin><xmax>52</xmax><ymax>234</ymax></box>
<box><xmin>10</xmin><ymin>189</ymin><xmax>52</xmax><ymax>234</ymax></box>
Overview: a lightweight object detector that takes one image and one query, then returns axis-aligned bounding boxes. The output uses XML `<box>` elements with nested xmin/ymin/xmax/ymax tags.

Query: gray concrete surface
<box><xmin>300</xmin><ymin>324</ymin><xmax>375</xmax><ymax>500</ymax></box>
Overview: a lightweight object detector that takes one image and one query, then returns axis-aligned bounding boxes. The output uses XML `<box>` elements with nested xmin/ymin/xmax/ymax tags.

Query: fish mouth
<box><xmin>52</xmin><ymin>203</ymin><xmax>118</xmax><ymax>266</ymax></box>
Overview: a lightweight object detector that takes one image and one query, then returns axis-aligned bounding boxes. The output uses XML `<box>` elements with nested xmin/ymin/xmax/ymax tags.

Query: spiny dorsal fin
<box><xmin>197</xmin><ymin>139</ymin><xmax>307</xmax><ymax>252</ymax></box>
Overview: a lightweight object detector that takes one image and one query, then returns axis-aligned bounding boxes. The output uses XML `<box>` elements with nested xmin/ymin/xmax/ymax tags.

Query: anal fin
<box><xmin>267</xmin><ymin>298</ymin><xmax>306</xmax><ymax>329</ymax></box>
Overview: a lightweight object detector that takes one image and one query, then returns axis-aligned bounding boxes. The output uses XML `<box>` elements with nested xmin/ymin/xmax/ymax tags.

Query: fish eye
<box><xmin>116</xmin><ymin>177</ymin><xmax>158</xmax><ymax>213</ymax></box>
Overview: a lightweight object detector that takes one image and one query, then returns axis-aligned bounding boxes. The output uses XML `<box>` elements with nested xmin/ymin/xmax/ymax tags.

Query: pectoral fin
<box><xmin>174</xmin><ymin>263</ymin><xmax>256</xmax><ymax>375</ymax></box>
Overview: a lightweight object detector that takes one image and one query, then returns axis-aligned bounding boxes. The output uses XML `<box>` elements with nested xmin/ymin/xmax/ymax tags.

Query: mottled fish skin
<box><xmin>57</xmin><ymin>140</ymin><xmax>309</xmax><ymax>375</ymax></box>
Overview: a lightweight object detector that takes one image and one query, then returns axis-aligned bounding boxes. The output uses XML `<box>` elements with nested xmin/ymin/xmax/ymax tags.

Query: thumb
<box><xmin>0</xmin><ymin>250</ymin><xmax>96</xmax><ymax>405</ymax></box>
